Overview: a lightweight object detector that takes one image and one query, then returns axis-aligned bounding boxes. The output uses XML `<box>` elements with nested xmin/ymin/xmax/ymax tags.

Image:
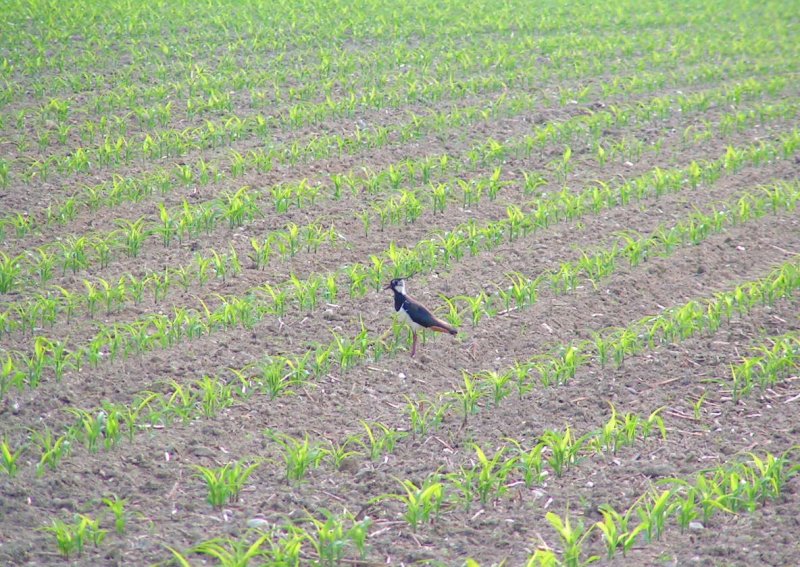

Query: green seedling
<box><xmin>0</xmin><ymin>438</ymin><xmax>24</xmax><ymax>476</ymax></box>
<box><xmin>374</xmin><ymin>475</ymin><xmax>444</xmax><ymax>531</ymax></box>
<box><xmin>541</xmin><ymin>426</ymin><xmax>587</xmax><ymax>477</ymax></box>
<box><xmin>0</xmin><ymin>252</ymin><xmax>23</xmax><ymax>293</ymax></box>
<box><xmin>171</xmin><ymin>531</ymin><xmax>274</xmax><ymax>566</ymax></box>
<box><xmin>30</xmin><ymin>427</ymin><xmax>71</xmax><ymax>475</ymax></box>
<box><xmin>101</xmin><ymin>494</ymin><xmax>128</xmax><ymax>534</ymax></box>
<box><xmin>505</xmin><ymin>437</ymin><xmax>546</xmax><ymax>487</ymax></box>
<box><xmin>450</xmin><ymin>371</ymin><xmax>485</xmax><ymax>424</ymax></box>
<box><xmin>266</xmin><ymin>430</ymin><xmax>327</xmax><ymax>482</ymax></box>
<box><xmin>472</xmin><ymin>444</ymin><xmax>517</xmax><ymax>506</ymax></box>
<box><xmin>195</xmin><ymin>375</ymin><xmax>234</xmax><ymax>417</ymax></box>
<box><xmin>115</xmin><ymin>217</ymin><xmax>149</xmax><ymax>258</ymax></box>
<box><xmin>636</xmin><ymin>489</ymin><xmax>676</xmax><ymax>542</ymax></box>
<box><xmin>326</xmin><ymin>438</ymin><xmax>362</xmax><ymax>470</ymax></box>
<box><xmin>357</xmin><ymin>420</ymin><xmax>407</xmax><ymax>460</ymax></box>
<box><xmin>545</xmin><ymin>510</ymin><xmax>596</xmax><ymax>567</ymax></box>
<box><xmin>594</xmin><ymin>503</ymin><xmax>645</xmax><ymax>558</ymax></box>
<box><xmin>193</xmin><ymin>459</ymin><xmax>260</xmax><ymax>507</ymax></box>
<box><xmin>479</xmin><ymin>370</ymin><xmax>514</xmax><ymax>407</ymax></box>
<box><xmin>42</xmin><ymin>514</ymin><xmax>106</xmax><ymax>558</ymax></box>
<box><xmin>403</xmin><ymin>394</ymin><xmax>450</xmax><ymax>435</ymax></box>
<box><xmin>302</xmin><ymin>509</ymin><xmax>371</xmax><ymax>564</ymax></box>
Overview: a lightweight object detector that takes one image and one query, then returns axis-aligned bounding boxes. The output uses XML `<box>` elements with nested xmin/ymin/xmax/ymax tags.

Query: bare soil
<box><xmin>1</xmin><ymin>15</ymin><xmax>799</xmax><ymax>567</ymax></box>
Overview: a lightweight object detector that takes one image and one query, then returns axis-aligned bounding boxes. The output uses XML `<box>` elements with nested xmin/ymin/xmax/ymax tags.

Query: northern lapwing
<box><xmin>385</xmin><ymin>278</ymin><xmax>457</xmax><ymax>357</ymax></box>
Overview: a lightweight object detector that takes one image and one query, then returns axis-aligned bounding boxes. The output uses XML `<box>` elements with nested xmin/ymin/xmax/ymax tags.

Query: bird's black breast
<box><xmin>394</xmin><ymin>292</ymin><xmax>406</xmax><ymax>312</ymax></box>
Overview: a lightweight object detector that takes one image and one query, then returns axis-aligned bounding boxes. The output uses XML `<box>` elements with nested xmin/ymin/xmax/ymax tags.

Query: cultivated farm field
<box><xmin>1</xmin><ymin>0</ymin><xmax>799</xmax><ymax>565</ymax></box>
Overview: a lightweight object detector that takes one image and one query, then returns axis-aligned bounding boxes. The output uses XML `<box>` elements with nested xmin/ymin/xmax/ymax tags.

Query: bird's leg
<box><xmin>411</xmin><ymin>330</ymin><xmax>417</xmax><ymax>357</ymax></box>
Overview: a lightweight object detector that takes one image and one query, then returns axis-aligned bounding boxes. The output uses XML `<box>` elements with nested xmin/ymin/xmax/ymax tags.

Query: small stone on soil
<box><xmin>247</xmin><ymin>518</ymin><xmax>271</xmax><ymax>529</ymax></box>
<box><xmin>640</xmin><ymin>464</ymin><xmax>675</xmax><ymax>477</ymax></box>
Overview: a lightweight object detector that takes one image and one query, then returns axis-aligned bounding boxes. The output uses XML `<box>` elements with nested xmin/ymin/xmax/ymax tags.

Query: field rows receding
<box><xmin>3</xmin><ymin>17</ymin><xmax>766</xmax><ymax>155</ymax></box>
<box><xmin>2</xmin><ymin>0</ymin><xmax>799</xmax><ymax>565</ymax></box>
<box><xmin>3</xmin><ymin>62</ymin><xmax>795</xmax><ymax>250</ymax></box>
<box><xmin>2</xmin><ymin>0</ymin><xmax>790</xmax><ymax>127</ymax></box>
<box><xmin>6</xmin><ymin>32</ymin><xmax>793</xmax><ymax>232</ymax></box>
<box><xmin>2</xmin><ymin>202</ymin><xmax>798</xmax><ymax>561</ymax></box>
<box><xmin>3</xmin><ymin>122</ymin><xmax>796</xmax><ymax>370</ymax></box>
<box><xmin>2</xmin><ymin>88</ymin><xmax>796</xmax><ymax>322</ymax></box>
<box><xmin>2</xmin><ymin>251</ymin><xmax>798</xmax><ymax>565</ymax></box>
<box><xmin>3</xmin><ymin>121</ymin><xmax>796</xmax><ymax>458</ymax></box>
<box><xmin>5</xmin><ymin>168</ymin><xmax>798</xmax><ymax>441</ymax></box>
<box><xmin>9</xmin><ymin>185</ymin><xmax>799</xmax><ymax>443</ymax></box>
<box><xmin>3</xmin><ymin>141</ymin><xmax>797</xmax><ymax>415</ymax></box>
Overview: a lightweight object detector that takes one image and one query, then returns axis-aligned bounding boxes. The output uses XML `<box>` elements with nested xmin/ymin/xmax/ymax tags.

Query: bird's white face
<box><xmin>392</xmin><ymin>279</ymin><xmax>406</xmax><ymax>294</ymax></box>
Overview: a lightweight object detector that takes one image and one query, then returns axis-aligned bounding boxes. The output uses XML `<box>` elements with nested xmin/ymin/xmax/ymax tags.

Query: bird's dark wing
<box><xmin>403</xmin><ymin>299</ymin><xmax>458</xmax><ymax>335</ymax></box>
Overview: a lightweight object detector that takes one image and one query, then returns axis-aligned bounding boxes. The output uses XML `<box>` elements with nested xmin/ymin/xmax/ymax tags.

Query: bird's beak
<box><xmin>383</xmin><ymin>283</ymin><xmax>392</xmax><ymax>290</ymax></box>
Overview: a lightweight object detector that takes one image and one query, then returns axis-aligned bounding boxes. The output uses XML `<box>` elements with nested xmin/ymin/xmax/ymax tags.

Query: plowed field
<box><xmin>1</xmin><ymin>1</ymin><xmax>799</xmax><ymax>565</ymax></box>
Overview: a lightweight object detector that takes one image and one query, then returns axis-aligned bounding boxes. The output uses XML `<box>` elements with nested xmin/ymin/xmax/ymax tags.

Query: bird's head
<box><xmin>384</xmin><ymin>278</ymin><xmax>407</xmax><ymax>294</ymax></box>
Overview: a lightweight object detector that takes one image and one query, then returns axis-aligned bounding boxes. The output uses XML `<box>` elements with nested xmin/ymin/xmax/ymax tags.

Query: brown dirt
<box><xmin>1</xmin><ymin>6</ymin><xmax>800</xmax><ymax>567</ymax></box>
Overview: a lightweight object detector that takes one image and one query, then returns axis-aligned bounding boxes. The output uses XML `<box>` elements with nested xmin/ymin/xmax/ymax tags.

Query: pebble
<box><xmin>689</xmin><ymin>521</ymin><xmax>704</xmax><ymax>531</ymax></box>
<box><xmin>246</xmin><ymin>518</ymin><xmax>271</xmax><ymax>529</ymax></box>
<box><xmin>640</xmin><ymin>464</ymin><xmax>675</xmax><ymax>477</ymax></box>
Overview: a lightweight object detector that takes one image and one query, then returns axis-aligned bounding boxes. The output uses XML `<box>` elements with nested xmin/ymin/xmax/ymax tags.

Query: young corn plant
<box><xmin>551</xmin><ymin>146</ymin><xmax>573</xmax><ymax>185</ymax></box>
<box><xmin>253</xmin><ymin>358</ymin><xmax>299</xmax><ymax>400</ymax></box>
<box><xmin>193</xmin><ymin>459</ymin><xmax>260</xmax><ymax>507</ymax></box>
<box><xmin>450</xmin><ymin>371</ymin><xmax>485</xmax><ymax>424</ymax></box>
<box><xmin>115</xmin><ymin>217</ymin><xmax>149</xmax><ymax>258</ymax></box>
<box><xmin>641</xmin><ymin>407</ymin><xmax>667</xmax><ymax>441</ymax></box>
<box><xmin>374</xmin><ymin>475</ymin><xmax>444</xmax><ymax>531</ymax></box>
<box><xmin>431</xmin><ymin>182</ymin><xmax>449</xmax><ymax>214</ymax></box>
<box><xmin>65</xmin><ymin>408</ymin><xmax>106</xmax><ymax>453</ymax></box>
<box><xmin>0</xmin><ymin>438</ymin><xmax>24</xmax><ymax>477</ymax></box>
<box><xmin>594</xmin><ymin>503</ymin><xmax>645</xmax><ymax>559</ymax></box>
<box><xmin>302</xmin><ymin>510</ymin><xmax>371</xmax><ymax>565</ymax></box>
<box><xmin>438</xmin><ymin>294</ymin><xmax>463</xmax><ymax>328</ymax></box>
<box><xmin>258</xmin><ymin>283</ymin><xmax>287</xmax><ymax>316</ymax></box>
<box><xmin>541</xmin><ymin>426</ymin><xmax>588</xmax><ymax>477</ymax></box>
<box><xmin>446</xmin><ymin>463</ymin><xmax>480</xmax><ymax>513</ymax></box>
<box><xmin>357</xmin><ymin>420</ymin><xmax>407</xmax><ymax>460</ymax></box>
<box><xmin>479</xmin><ymin>370</ymin><xmax>515</xmax><ymax>407</ymax></box>
<box><xmin>674</xmin><ymin>490</ymin><xmax>700</xmax><ymax>533</ymax></box>
<box><xmin>331</xmin><ymin>330</ymin><xmax>366</xmax><ymax>372</ymax></box>
<box><xmin>458</xmin><ymin>291</ymin><xmax>488</xmax><ymax>327</ymax></box>
<box><xmin>58</xmin><ymin>236</ymin><xmax>92</xmax><ymax>273</ymax></box>
<box><xmin>194</xmin><ymin>375</ymin><xmax>235</xmax><ymax>418</ymax></box>
<box><xmin>545</xmin><ymin>510</ymin><xmax>597</xmax><ymax>567</ymax></box>
<box><xmin>42</xmin><ymin>514</ymin><xmax>106</xmax><ymax>558</ymax></box>
<box><xmin>101</xmin><ymin>494</ymin><xmax>128</xmax><ymax>535</ymax></box>
<box><xmin>636</xmin><ymin>489</ymin><xmax>677</xmax><ymax>542</ymax></box>
<box><xmin>30</xmin><ymin>428</ymin><xmax>71</xmax><ymax>475</ymax></box>
<box><xmin>505</xmin><ymin>437</ymin><xmax>546</xmax><ymax>487</ymax></box>
<box><xmin>730</xmin><ymin>333</ymin><xmax>800</xmax><ymax>399</ymax></box>
<box><xmin>594</xmin><ymin>404</ymin><xmax>622</xmax><ymax>454</ymax></box>
<box><xmin>323</xmin><ymin>273</ymin><xmax>338</xmax><ymax>303</ymax></box>
<box><xmin>156</xmin><ymin>203</ymin><xmax>177</xmax><ymax>246</ymax></box>
<box><xmin>326</xmin><ymin>438</ymin><xmax>362</xmax><ymax>470</ymax></box>
<box><xmin>249</xmin><ymin>237</ymin><xmax>272</xmax><ymax>269</ymax></box>
<box><xmin>266</xmin><ymin>430</ymin><xmax>328</xmax><ymax>482</ymax></box>
<box><xmin>472</xmin><ymin>444</ymin><xmax>517</xmax><ymax>506</ymax></box>
<box><xmin>0</xmin><ymin>252</ymin><xmax>23</xmax><ymax>293</ymax></box>
<box><xmin>743</xmin><ymin>450</ymin><xmax>799</xmax><ymax>503</ymax></box>
<box><xmin>222</xmin><ymin>186</ymin><xmax>260</xmax><ymax>227</ymax></box>
<box><xmin>170</xmin><ymin>530</ymin><xmax>274</xmax><ymax>567</ymax></box>
<box><xmin>403</xmin><ymin>394</ymin><xmax>450</xmax><ymax>435</ymax></box>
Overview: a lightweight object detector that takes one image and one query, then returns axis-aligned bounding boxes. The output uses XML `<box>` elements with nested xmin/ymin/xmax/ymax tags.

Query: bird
<box><xmin>384</xmin><ymin>278</ymin><xmax>457</xmax><ymax>357</ymax></box>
